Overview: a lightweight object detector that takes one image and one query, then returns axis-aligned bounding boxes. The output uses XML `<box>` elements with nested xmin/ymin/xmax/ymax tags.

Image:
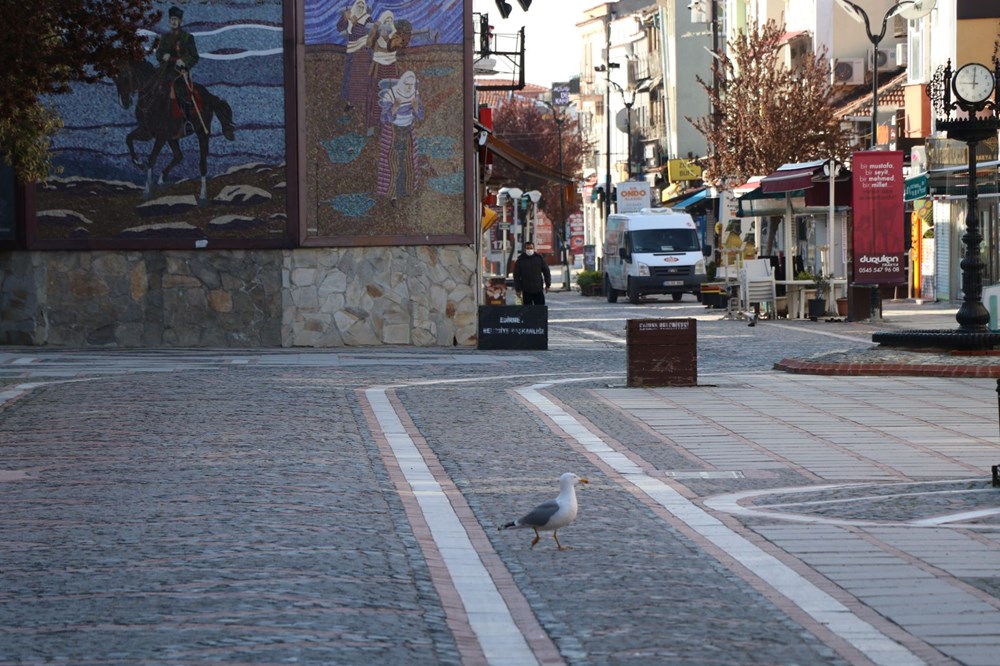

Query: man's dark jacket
<box><xmin>513</xmin><ymin>252</ymin><xmax>551</xmax><ymax>294</ymax></box>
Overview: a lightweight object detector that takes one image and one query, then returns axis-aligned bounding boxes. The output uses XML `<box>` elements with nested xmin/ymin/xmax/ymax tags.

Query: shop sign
<box><xmin>852</xmin><ymin>151</ymin><xmax>906</xmax><ymax>284</ymax></box>
<box><xmin>616</xmin><ymin>181</ymin><xmax>652</xmax><ymax>213</ymax></box>
<box><xmin>926</xmin><ymin>137</ymin><xmax>998</xmax><ymax>169</ymax></box>
<box><xmin>667</xmin><ymin>159</ymin><xmax>703</xmax><ymax>182</ymax></box>
<box><xmin>904</xmin><ymin>173</ymin><xmax>928</xmax><ymax>201</ymax></box>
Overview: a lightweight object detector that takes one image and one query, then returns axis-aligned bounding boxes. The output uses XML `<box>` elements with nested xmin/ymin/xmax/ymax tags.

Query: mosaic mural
<box><xmin>34</xmin><ymin>0</ymin><xmax>288</xmax><ymax>246</ymax></box>
<box><xmin>304</xmin><ymin>0</ymin><xmax>467</xmax><ymax>243</ymax></box>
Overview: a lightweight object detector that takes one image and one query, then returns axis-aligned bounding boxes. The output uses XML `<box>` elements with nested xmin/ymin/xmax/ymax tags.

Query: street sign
<box><xmin>552</xmin><ymin>83</ymin><xmax>571</xmax><ymax>107</ymax></box>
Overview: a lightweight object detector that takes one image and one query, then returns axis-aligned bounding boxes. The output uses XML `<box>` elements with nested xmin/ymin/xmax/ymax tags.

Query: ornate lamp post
<box><xmin>873</xmin><ymin>58</ymin><xmax>1000</xmax><ymax>350</ymax></box>
<box><xmin>608</xmin><ymin>80</ymin><xmax>637</xmax><ymax>180</ymax></box>
<box><xmin>834</xmin><ymin>1</ymin><xmax>915</xmax><ymax>148</ymax></box>
<box><xmin>497</xmin><ymin>187</ymin><xmax>522</xmax><ymax>277</ymax></box>
<box><xmin>542</xmin><ymin>100</ymin><xmax>571</xmax><ymax>290</ymax></box>
<box><xmin>594</xmin><ymin>9</ymin><xmax>619</xmax><ymax>220</ymax></box>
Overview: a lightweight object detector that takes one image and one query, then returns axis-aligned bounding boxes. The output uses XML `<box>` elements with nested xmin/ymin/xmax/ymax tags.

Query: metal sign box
<box><xmin>626</xmin><ymin>318</ymin><xmax>697</xmax><ymax>387</ymax></box>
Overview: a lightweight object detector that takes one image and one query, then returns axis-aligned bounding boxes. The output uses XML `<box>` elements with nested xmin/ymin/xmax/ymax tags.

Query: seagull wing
<box><xmin>518</xmin><ymin>498</ymin><xmax>560</xmax><ymax>528</ymax></box>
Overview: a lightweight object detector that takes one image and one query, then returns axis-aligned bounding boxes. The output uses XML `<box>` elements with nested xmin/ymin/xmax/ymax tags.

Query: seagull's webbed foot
<box><xmin>530</xmin><ymin>529</ymin><xmax>540</xmax><ymax>548</ymax></box>
<box><xmin>553</xmin><ymin>532</ymin><xmax>571</xmax><ymax>550</ymax></box>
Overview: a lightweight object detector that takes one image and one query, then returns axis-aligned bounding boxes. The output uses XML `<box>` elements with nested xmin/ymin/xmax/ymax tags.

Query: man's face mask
<box><xmin>526</xmin><ymin>249</ymin><xmax>534</xmax><ymax>256</ymax></box>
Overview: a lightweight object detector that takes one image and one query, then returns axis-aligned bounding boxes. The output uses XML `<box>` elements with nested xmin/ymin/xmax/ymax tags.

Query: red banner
<box><xmin>851</xmin><ymin>151</ymin><xmax>905</xmax><ymax>284</ymax></box>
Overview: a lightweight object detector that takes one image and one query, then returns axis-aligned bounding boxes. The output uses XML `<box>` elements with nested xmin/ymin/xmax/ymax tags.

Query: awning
<box><xmin>485</xmin><ymin>135</ymin><xmax>574</xmax><ymax>185</ymax></box>
<box><xmin>672</xmin><ymin>188</ymin><xmax>708</xmax><ymax>210</ymax></box>
<box><xmin>760</xmin><ymin>159</ymin><xmax>827</xmax><ymax>194</ymax></box>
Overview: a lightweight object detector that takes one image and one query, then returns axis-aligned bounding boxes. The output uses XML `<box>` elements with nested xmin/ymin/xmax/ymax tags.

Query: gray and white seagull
<box><xmin>499</xmin><ymin>472</ymin><xmax>589</xmax><ymax>550</ymax></box>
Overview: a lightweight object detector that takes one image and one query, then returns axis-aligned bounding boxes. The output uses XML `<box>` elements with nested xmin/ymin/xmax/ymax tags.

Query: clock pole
<box><xmin>873</xmin><ymin>59</ymin><xmax>1000</xmax><ymax>350</ymax></box>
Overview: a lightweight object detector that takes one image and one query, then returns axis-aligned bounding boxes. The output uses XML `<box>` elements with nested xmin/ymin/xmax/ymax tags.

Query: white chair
<box><xmin>739</xmin><ymin>259</ymin><xmax>776</xmax><ymax>318</ymax></box>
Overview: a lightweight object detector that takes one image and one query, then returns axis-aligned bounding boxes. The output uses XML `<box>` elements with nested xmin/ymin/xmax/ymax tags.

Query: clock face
<box><xmin>953</xmin><ymin>63</ymin><xmax>995</xmax><ymax>104</ymax></box>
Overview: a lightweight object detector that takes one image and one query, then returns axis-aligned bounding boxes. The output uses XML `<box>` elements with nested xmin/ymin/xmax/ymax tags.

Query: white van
<box><xmin>603</xmin><ymin>208</ymin><xmax>710</xmax><ymax>304</ymax></box>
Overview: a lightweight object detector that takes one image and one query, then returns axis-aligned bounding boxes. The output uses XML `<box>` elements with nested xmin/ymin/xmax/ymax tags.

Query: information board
<box><xmin>477</xmin><ymin>306</ymin><xmax>548</xmax><ymax>350</ymax></box>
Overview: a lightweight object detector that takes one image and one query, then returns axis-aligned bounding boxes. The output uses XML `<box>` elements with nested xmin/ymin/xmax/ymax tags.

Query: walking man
<box><xmin>513</xmin><ymin>241</ymin><xmax>551</xmax><ymax>306</ymax></box>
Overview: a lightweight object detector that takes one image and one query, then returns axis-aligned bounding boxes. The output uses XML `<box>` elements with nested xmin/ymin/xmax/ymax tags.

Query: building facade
<box><xmin>0</xmin><ymin>0</ymin><xmax>480</xmax><ymax>347</ymax></box>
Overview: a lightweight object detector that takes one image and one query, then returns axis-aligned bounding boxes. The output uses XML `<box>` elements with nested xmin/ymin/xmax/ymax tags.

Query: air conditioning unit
<box><xmin>869</xmin><ymin>46</ymin><xmax>899</xmax><ymax>71</ymax></box>
<box><xmin>896</xmin><ymin>43</ymin><xmax>908</xmax><ymax>67</ymax></box>
<box><xmin>832</xmin><ymin>58</ymin><xmax>865</xmax><ymax>85</ymax></box>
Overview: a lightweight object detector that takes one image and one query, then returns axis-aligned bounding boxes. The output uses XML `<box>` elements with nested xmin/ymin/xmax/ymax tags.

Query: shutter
<box><xmin>934</xmin><ymin>201</ymin><xmax>950</xmax><ymax>300</ymax></box>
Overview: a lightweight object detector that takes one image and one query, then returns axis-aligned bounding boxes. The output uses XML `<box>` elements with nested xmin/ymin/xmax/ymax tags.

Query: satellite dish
<box><xmin>898</xmin><ymin>0</ymin><xmax>936</xmax><ymax>20</ymax></box>
<box><xmin>615</xmin><ymin>108</ymin><xmax>637</xmax><ymax>133</ymax></box>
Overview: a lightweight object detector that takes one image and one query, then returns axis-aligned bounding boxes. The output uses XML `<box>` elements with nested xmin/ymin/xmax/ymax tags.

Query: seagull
<box><xmin>499</xmin><ymin>472</ymin><xmax>589</xmax><ymax>550</ymax></box>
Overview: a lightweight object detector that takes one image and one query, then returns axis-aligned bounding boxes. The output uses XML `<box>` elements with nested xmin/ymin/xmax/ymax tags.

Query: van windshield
<box><xmin>630</xmin><ymin>228</ymin><xmax>700</xmax><ymax>253</ymax></box>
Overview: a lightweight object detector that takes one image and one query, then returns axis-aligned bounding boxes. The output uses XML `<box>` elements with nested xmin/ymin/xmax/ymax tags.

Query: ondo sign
<box><xmin>852</xmin><ymin>151</ymin><xmax>905</xmax><ymax>284</ymax></box>
<box><xmin>616</xmin><ymin>181</ymin><xmax>652</xmax><ymax>213</ymax></box>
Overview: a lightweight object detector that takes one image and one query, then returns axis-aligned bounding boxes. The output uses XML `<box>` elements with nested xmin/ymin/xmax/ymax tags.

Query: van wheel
<box><xmin>605</xmin><ymin>275</ymin><xmax>618</xmax><ymax>303</ymax></box>
<box><xmin>627</xmin><ymin>279</ymin><xmax>641</xmax><ymax>304</ymax></box>
<box><xmin>671</xmin><ymin>293</ymin><xmax>683</xmax><ymax>302</ymax></box>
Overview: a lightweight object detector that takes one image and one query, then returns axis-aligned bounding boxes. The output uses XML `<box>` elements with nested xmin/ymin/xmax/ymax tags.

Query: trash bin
<box><xmin>848</xmin><ymin>284</ymin><xmax>882</xmax><ymax>322</ymax></box>
<box><xmin>626</xmin><ymin>318</ymin><xmax>696</xmax><ymax>387</ymax></box>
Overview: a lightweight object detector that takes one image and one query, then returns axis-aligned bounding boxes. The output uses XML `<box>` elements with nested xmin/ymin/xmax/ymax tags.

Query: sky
<box><xmin>472</xmin><ymin>0</ymin><xmax>595</xmax><ymax>87</ymax></box>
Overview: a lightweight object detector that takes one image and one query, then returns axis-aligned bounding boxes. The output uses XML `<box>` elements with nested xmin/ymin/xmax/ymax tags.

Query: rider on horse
<box><xmin>156</xmin><ymin>6</ymin><xmax>200</xmax><ymax>137</ymax></box>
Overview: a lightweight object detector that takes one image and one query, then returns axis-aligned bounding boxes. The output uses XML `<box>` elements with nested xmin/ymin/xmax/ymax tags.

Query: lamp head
<box><xmin>898</xmin><ymin>0</ymin><xmax>936</xmax><ymax>20</ymax></box>
<box><xmin>494</xmin><ymin>0</ymin><xmax>512</xmax><ymax>19</ymax></box>
<box><xmin>834</xmin><ymin>0</ymin><xmax>866</xmax><ymax>24</ymax></box>
<box><xmin>525</xmin><ymin>190</ymin><xmax>542</xmax><ymax>203</ymax></box>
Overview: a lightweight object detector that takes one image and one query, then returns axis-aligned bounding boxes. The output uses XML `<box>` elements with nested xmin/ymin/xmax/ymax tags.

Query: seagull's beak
<box><xmin>579</xmin><ymin>477</ymin><xmax>589</xmax><ymax>485</ymax></box>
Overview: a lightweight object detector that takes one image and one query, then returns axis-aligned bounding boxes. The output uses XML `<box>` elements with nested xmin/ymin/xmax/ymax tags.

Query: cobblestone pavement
<box><xmin>1</xmin><ymin>293</ymin><xmax>999</xmax><ymax>665</ymax></box>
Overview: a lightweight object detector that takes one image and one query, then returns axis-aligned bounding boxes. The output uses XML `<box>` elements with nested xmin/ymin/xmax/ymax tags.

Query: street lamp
<box><xmin>497</xmin><ymin>187</ymin><xmax>522</xmax><ymax>277</ymax></box>
<box><xmin>542</xmin><ymin>100</ymin><xmax>571</xmax><ymax>290</ymax></box>
<box><xmin>608</xmin><ymin>79</ymin><xmax>637</xmax><ymax>180</ymax></box>
<box><xmin>594</xmin><ymin>63</ymin><xmax>619</xmax><ymax>220</ymax></box>
<box><xmin>595</xmin><ymin>10</ymin><xmax>619</xmax><ymax>222</ymax></box>
<box><xmin>834</xmin><ymin>1</ymin><xmax>915</xmax><ymax>148</ymax></box>
<box><xmin>521</xmin><ymin>189</ymin><xmax>542</xmax><ymax>249</ymax></box>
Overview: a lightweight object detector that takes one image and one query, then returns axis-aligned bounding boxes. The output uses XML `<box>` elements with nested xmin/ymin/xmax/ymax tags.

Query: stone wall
<box><xmin>282</xmin><ymin>246</ymin><xmax>479</xmax><ymax>347</ymax></box>
<box><xmin>0</xmin><ymin>246</ymin><xmax>478</xmax><ymax>348</ymax></box>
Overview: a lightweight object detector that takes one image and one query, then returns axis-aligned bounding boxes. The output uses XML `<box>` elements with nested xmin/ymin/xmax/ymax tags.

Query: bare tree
<box><xmin>2</xmin><ymin>0</ymin><xmax>159</xmax><ymax>182</ymax></box>
<box><xmin>689</xmin><ymin>18</ymin><xmax>850</xmax><ymax>187</ymax></box>
<box><xmin>491</xmin><ymin>98</ymin><xmax>590</xmax><ymax>221</ymax></box>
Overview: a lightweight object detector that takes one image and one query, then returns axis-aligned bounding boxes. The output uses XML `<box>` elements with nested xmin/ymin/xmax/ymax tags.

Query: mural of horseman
<box><xmin>114</xmin><ymin>6</ymin><xmax>236</xmax><ymax>204</ymax></box>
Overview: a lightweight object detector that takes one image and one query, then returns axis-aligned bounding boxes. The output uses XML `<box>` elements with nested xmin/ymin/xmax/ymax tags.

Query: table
<box><xmin>775</xmin><ymin>279</ymin><xmax>848</xmax><ymax>319</ymax></box>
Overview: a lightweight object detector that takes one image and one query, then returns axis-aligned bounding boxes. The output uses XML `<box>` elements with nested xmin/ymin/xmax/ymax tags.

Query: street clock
<box><xmin>952</xmin><ymin>63</ymin><xmax>995</xmax><ymax>105</ymax></box>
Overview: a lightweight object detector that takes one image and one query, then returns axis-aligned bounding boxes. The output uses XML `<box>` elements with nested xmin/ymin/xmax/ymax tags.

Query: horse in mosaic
<box><xmin>114</xmin><ymin>59</ymin><xmax>236</xmax><ymax>204</ymax></box>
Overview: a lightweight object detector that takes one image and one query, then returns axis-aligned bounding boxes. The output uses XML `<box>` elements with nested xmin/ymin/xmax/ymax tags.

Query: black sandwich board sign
<box><xmin>477</xmin><ymin>306</ymin><xmax>548</xmax><ymax>350</ymax></box>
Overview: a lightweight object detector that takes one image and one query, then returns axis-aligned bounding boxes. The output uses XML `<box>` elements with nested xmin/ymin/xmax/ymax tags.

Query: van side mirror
<box><xmin>702</xmin><ymin>245</ymin><xmax>712</xmax><ymax>257</ymax></box>
<box><xmin>619</xmin><ymin>247</ymin><xmax>630</xmax><ymax>261</ymax></box>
